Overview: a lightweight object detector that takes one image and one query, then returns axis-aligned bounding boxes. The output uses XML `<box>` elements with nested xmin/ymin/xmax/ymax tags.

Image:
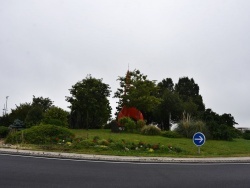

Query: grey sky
<box><xmin>1</xmin><ymin>0</ymin><xmax>250</xmax><ymax>128</ymax></box>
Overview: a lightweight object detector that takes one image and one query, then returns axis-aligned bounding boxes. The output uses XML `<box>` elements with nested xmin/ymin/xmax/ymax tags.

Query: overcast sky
<box><xmin>1</xmin><ymin>0</ymin><xmax>250</xmax><ymax>128</ymax></box>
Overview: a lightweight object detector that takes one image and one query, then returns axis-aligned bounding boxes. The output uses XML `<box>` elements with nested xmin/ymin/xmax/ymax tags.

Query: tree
<box><xmin>0</xmin><ymin>96</ymin><xmax>53</xmax><ymax>128</ymax></box>
<box><xmin>220</xmin><ymin>113</ymin><xmax>238</xmax><ymax>127</ymax></box>
<box><xmin>154</xmin><ymin>89</ymin><xmax>183</xmax><ymax>130</ymax></box>
<box><xmin>66</xmin><ymin>75</ymin><xmax>112</xmax><ymax>129</ymax></box>
<box><xmin>202</xmin><ymin>109</ymin><xmax>238</xmax><ymax>140</ymax></box>
<box><xmin>175</xmin><ymin>77</ymin><xmax>199</xmax><ymax>100</ymax></box>
<box><xmin>175</xmin><ymin>77</ymin><xmax>205</xmax><ymax>113</ymax></box>
<box><xmin>158</xmin><ymin>78</ymin><xmax>174</xmax><ymax>93</ymax></box>
<box><xmin>153</xmin><ymin>78</ymin><xmax>184</xmax><ymax>130</ymax></box>
<box><xmin>25</xmin><ymin>105</ymin><xmax>44</xmax><ymax>128</ymax></box>
<box><xmin>8</xmin><ymin>103</ymin><xmax>32</xmax><ymax>123</ymax></box>
<box><xmin>42</xmin><ymin>106</ymin><xmax>69</xmax><ymax>127</ymax></box>
<box><xmin>0</xmin><ymin>114</ymin><xmax>11</xmax><ymax>127</ymax></box>
<box><xmin>32</xmin><ymin>96</ymin><xmax>53</xmax><ymax>112</ymax></box>
<box><xmin>114</xmin><ymin>69</ymin><xmax>161</xmax><ymax>122</ymax></box>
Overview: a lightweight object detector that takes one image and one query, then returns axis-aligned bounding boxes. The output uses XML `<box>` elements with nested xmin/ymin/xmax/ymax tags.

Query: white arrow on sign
<box><xmin>195</xmin><ymin>136</ymin><xmax>203</xmax><ymax>143</ymax></box>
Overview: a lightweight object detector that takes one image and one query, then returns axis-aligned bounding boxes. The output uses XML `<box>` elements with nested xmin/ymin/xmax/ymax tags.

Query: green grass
<box><xmin>6</xmin><ymin>129</ymin><xmax>250</xmax><ymax>158</ymax></box>
<box><xmin>69</xmin><ymin>129</ymin><xmax>250</xmax><ymax>157</ymax></box>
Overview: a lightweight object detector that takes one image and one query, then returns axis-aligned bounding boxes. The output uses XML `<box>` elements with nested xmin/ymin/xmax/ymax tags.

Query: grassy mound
<box><xmin>5</xmin><ymin>124</ymin><xmax>74</xmax><ymax>145</ymax></box>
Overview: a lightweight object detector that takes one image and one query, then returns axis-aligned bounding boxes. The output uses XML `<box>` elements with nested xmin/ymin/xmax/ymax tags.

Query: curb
<box><xmin>1</xmin><ymin>148</ymin><xmax>250</xmax><ymax>163</ymax></box>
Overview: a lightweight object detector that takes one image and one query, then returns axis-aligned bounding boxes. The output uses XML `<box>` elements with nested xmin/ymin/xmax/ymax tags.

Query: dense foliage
<box><xmin>243</xmin><ymin>130</ymin><xmax>250</xmax><ymax>140</ymax></box>
<box><xmin>42</xmin><ymin>107</ymin><xmax>69</xmax><ymax>127</ymax></box>
<box><xmin>66</xmin><ymin>75</ymin><xmax>112</xmax><ymax>129</ymax></box>
<box><xmin>141</xmin><ymin>125</ymin><xmax>161</xmax><ymax>136</ymax></box>
<box><xmin>114</xmin><ymin>70</ymin><xmax>161</xmax><ymax>123</ymax></box>
<box><xmin>175</xmin><ymin>120</ymin><xmax>209</xmax><ymax>138</ymax></box>
<box><xmin>0</xmin><ymin>126</ymin><xmax>9</xmax><ymax>138</ymax></box>
<box><xmin>118</xmin><ymin>117</ymin><xmax>145</xmax><ymax>133</ymax></box>
<box><xmin>5</xmin><ymin>124</ymin><xmax>74</xmax><ymax>144</ymax></box>
<box><xmin>0</xmin><ymin>69</ymin><xmax>240</xmax><ymax>141</ymax></box>
<box><xmin>0</xmin><ymin>96</ymin><xmax>56</xmax><ymax>128</ymax></box>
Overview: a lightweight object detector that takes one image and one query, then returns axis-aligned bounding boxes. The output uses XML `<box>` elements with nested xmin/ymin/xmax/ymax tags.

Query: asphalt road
<box><xmin>1</xmin><ymin>154</ymin><xmax>250</xmax><ymax>188</ymax></box>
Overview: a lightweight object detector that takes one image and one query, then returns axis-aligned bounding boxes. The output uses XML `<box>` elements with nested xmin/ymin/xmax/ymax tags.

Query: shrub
<box><xmin>107</xmin><ymin>120</ymin><xmax>120</xmax><ymax>133</ymax></box>
<box><xmin>207</xmin><ymin>122</ymin><xmax>235</xmax><ymax>141</ymax></box>
<box><xmin>175</xmin><ymin>120</ymin><xmax>209</xmax><ymax>138</ymax></box>
<box><xmin>243</xmin><ymin>130</ymin><xmax>250</xmax><ymax>140</ymax></box>
<box><xmin>162</xmin><ymin>131</ymin><xmax>182</xmax><ymax>138</ymax></box>
<box><xmin>118</xmin><ymin>117</ymin><xmax>131</xmax><ymax>126</ymax></box>
<box><xmin>25</xmin><ymin>106</ymin><xmax>44</xmax><ymax>128</ymax></box>
<box><xmin>42</xmin><ymin>107</ymin><xmax>69</xmax><ymax>127</ymax></box>
<box><xmin>124</xmin><ymin>119</ymin><xmax>136</xmax><ymax>132</ymax></box>
<box><xmin>5</xmin><ymin>124</ymin><xmax>74</xmax><ymax>145</ymax></box>
<box><xmin>137</xmin><ymin>120</ymin><xmax>146</xmax><ymax>129</ymax></box>
<box><xmin>98</xmin><ymin>139</ymin><xmax>109</xmax><ymax>146</ymax></box>
<box><xmin>42</xmin><ymin>119</ymin><xmax>66</xmax><ymax>127</ymax></box>
<box><xmin>72</xmin><ymin>140</ymin><xmax>95</xmax><ymax>149</ymax></box>
<box><xmin>118</xmin><ymin>117</ymin><xmax>145</xmax><ymax>133</ymax></box>
<box><xmin>119</xmin><ymin>117</ymin><xmax>137</xmax><ymax>133</ymax></box>
<box><xmin>93</xmin><ymin>136</ymin><xmax>100</xmax><ymax>143</ymax></box>
<box><xmin>141</xmin><ymin>125</ymin><xmax>161</xmax><ymax>135</ymax></box>
<box><xmin>0</xmin><ymin>126</ymin><xmax>9</xmax><ymax>138</ymax></box>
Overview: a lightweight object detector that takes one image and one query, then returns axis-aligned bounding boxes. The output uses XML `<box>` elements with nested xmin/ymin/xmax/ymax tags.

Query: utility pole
<box><xmin>5</xmin><ymin>96</ymin><xmax>9</xmax><ymax>115</ymax></box>
<box><xmin>3</xmin><ymin>104</ymin><xmax>6</xmax><ymax>116</ymax></box>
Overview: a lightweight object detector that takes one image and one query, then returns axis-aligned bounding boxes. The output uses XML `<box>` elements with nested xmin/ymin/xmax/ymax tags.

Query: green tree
<box><xmin>175</xmin><ymin>77</ymin><xmax>205</xmax><ymax>113</ymax></box>
<box><xmin>220</xmin><ymin>113</ymin><xmax>238</xmax><ymax>127</ymax></box>
<box><xmin>202</xmin><ymin>109</ymin><xmax>238</xmax><ymax>140</ymax></box>
<box><xmin>0</xmin><ymin>96</ymin><xmax>53</xmax><ymax>128</ymax></box>
<box><xmin>0</xmin><ymin>103</ymin><xmax>32</xmax><ymax>127</ymax></box>
<box><xmin>158</xmin><ymin>78</ymin><xmax>174</xmax><ymax>93</ymax></box>
<box><xmin>154</xmin><ymin>89</ymin><xmax>183</xmax><ymax>130</ymax></box>
<box><xmin>25</xmin><ymin>105</ymin><xmax>44</xmax><ymax>128</ymax></box>
<box><xmin>114</xmin><ymin>69</ymin><xmax>161</xmax><ymax>122</ymax></box>
<box><xmin>182</xmin><ymin>100</ymin><xmax>198</xmax><ymax>117</ymax></box>
<box><xmin>42</xmin><ymin>106</ymin><xmax>69</xmax><ymax>127</ymax></box>
<box><xmin>32</xmin><ymin>96</ymin><xmax>53</xmax><ymax>112</ymax></box>
<box><xmin>66</xmin><ymin>75</ymin><xmax>112</xmax><ymax>129</ymax></box>
<box><xmin>0</xmin><ymin>114</ymin><xmax>11</xmax><ymax>127</ymax></box>
<box><xmin>8</xmin><ymin>103</ymin><xmax>32</xmax><ymax>123</ymax></box>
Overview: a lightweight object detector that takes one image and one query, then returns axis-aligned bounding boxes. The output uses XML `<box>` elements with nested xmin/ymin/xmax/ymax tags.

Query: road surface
<box><xmin>0</xmin><ymin>153</ymin><xmax>250</xmax><ymax>188</ymax></box>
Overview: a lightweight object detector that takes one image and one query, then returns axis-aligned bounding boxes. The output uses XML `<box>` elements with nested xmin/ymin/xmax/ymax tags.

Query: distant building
<box><xmin>237</xmin><ymin>127</ymin><xmax>250</xmax><ymax>133</ymax></box>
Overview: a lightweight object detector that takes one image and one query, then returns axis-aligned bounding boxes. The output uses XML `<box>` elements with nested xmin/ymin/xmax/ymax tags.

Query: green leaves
<box><xmin>43</xmin><ymin>107</ymin><xmax>69</xmax><ymax>127</ymax></box>
<box><xmin>114</xmin><ymin>69</ymin><xmax>161</xmax><ymax>115</ymax></box>
<box><xmin>66</xmin><ymin>75</ymin><xmax>112</xmax><ymax>129</ymax></box>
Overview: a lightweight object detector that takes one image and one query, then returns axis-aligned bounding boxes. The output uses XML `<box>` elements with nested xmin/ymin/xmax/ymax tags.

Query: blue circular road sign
<box><xmin>193</xmin><ymin>132</ymin><xmax>206</xmax><ymax>146</ymax></box>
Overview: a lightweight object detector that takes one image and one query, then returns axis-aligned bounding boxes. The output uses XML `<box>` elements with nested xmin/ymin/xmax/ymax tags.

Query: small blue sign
<box><xmin>193</xmin><ymin>132</ymin><xmax>206</xmax><ymax>146</ymax></box>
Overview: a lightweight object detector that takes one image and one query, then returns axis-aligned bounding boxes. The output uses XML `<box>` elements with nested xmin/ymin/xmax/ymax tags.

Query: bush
<box><xmin>0</xmin><ymin>126</ymin><xmax>9</xmax><ymax>138</ymax></box>
<box><xmin>141</xmin><ymin>125</ymin><xmax>161</xmax><ymax>135</ymax></box>
<box><xmin>137</xmin><ymin>120</ymin><xmax>146</xmax><ymax>129</ymax></box>
<box><xmin>119</xmin><ymin>117</ymin><xmax>136</xmax><ymax>133</ymax></box>
<box><xmin>243</xmin><ymin>130</ymin><xmax>250</xmax><ymax>140</ymax></box>
<box><xmin>42</xmin><ymin>107</ymin><xmax>69</xmax><ymax>127</ymax></box>
<box><xmin>5</xmin><ymin>124</ymin><xmax>74</xmax><ymax>145</ymax></box>
<box><xmin>42</xmin><ymin>119</ymin><xmax>67</xmax><ymax>127</ymax></box>
<box><xmin>162</xmin><ymin>131</ymin><xmax>182</xmax><ymax>138</ymax></box>
<box><xmin>207</xmin><ymin>122</ymin><xmax>235</xmax><ymax>141</ymax></box>
<box><xmin>72</xmin><ymin>139</ymin><xmax>95</xmax><ymax>149</ymax></box>
<box><xmin>118</xmin><ymin>117</ymin><xmax>146</xmax><ymax>133</ymax></box>
<box><xmin>175</xmin><ymin>120</ymin><xmax>209</xmax><ymax>138</ymax></box>
<box><xmin>105</xmin><ymin>120</ymin><xmax>120</xmax><ymax>133</ymax></box>
<box><xmin>25</xmin><ymin>106</ymin><xmax>44</xmax><ymax>128</ymax></box>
